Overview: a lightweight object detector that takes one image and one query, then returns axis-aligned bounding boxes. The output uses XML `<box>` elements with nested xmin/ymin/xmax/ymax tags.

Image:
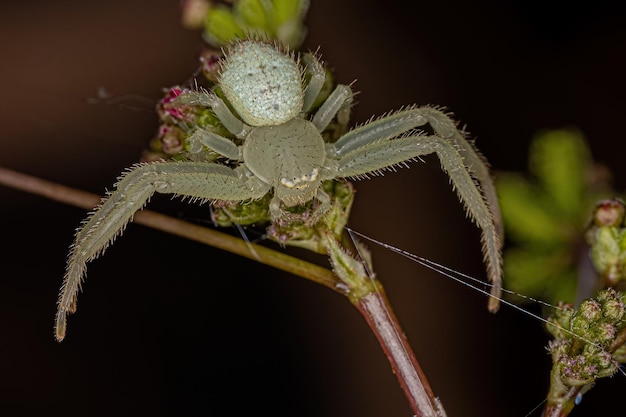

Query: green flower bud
<box><xmin>570</xmin><ymin>300</ymin><xmax>600</xmax><ymax>338</ymax></box>
<box><xmin>578</xmin><ymin>299</ymin><xmax>602</xmax><ymax>323</ymax></box>
<box><xmin>601</xmin><ymin>296</ymin><xmax>625</xmax><ymax>323</ymax></box>
<box><xmin>593</xmin><ymin>322</ymin><xmax>616</xmax><ymax>345</ymax></box>
<box><xmin>546</xmin><ymin>303</ymin><xmax>574</xmax><ymax>339</ymax></box>
<box><xmin>589</xmin><ymin>227</ymin><xmax>625</xmax><ymax>285</ymax></box>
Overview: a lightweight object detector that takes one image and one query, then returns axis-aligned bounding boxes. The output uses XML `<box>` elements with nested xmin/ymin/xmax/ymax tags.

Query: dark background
<box><xmin>1</xmin><ymin>1</ymin><xmax>626</xmax><ymax>416</ymax></box>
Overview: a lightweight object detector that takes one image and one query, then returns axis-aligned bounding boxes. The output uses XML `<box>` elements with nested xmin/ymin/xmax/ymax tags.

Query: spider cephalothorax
<box><xmin>55</xmin><ymin>39</ymin><xmax>503</xmax><ymax>341</ymax></box>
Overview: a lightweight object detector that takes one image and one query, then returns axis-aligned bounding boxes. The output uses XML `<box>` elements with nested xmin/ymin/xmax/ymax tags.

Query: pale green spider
<box><xmin>55</xmin><ymin>39</ymin><xmax>503</xmax><ymax>341</ymax></box>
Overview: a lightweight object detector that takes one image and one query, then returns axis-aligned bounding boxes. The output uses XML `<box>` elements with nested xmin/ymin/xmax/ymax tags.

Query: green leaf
<box><xmin>504</xmin><ymin>249</ymin><xmax>556</xmax><ymax>297</ymax></box>
<box><xmin>204</xmin><ymin>7</ymin><xmax>245</xmax><ymax>45</ymax></box>
<box><xmin>497</xmin><ymin>173</ymin><xmax>563</xmax><ymax>245</ymax></box>
<box><xmin>529</xmin><ymin>129</ymin><xmax>590</xmax><ymax>218</ymax></box>
<box><xmin>544</xmin><ymin>270</ymin><xmax>578</xmax><ymax>306</ymax></box>
<box><xmin>235</xmin><ymin>0</ymin><xmax>271</xmax><ymax>32</ymax></box>
<box><xmin>273</xmin><ymin>0</ymin><xmax>309</xmax><ymax>25</ymax></box>
<box><xmin>504</xmin><ymin>248</ymin><xmax>577</xmax><ymax>304</ymax></box>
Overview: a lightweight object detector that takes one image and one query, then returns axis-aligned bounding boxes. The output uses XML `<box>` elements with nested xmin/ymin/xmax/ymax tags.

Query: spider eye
<box><xmin>279</xmin><ymin>168</ymin><xmax>319</xmax><ymax>189</ymax></box>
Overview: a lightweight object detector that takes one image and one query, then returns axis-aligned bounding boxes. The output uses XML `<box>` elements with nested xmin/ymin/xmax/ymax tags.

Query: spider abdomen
<box><xmin>220</xmin><ymin>40</ymin><xmax>304</xmax><ymax>127</ymax></box>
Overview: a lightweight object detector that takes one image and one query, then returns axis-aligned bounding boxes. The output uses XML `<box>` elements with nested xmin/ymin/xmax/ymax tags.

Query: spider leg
<box><xmin>333</xmin><ymin>108</ymin><xmax>428</xmax><ymax>156</ymax></box>
<box><xmin>311</xmin><ymin>84</ymin><xmax>353</xmax><ymax>133</ymax></box>
<box><xmin>174</xmin><ymin>90</ymin><xmax>248</xmax><ymax>138</ymax></box>
<box><xmin>189</xmin><ymin>128</ymin><xmax>242</xmax><ymax>160</ymax></box>
<box><xmin>301</xmin><ymin>52</ymin><xmax>326</xmax><ymax>113</ymax></box>
<box><xmin>332</xmin><ymin>133</ymin><xmax>503</xmax><ymax>311</ymax></box>
<box><xmin>55</xmin><ymin>161</ymin><xmax>270</xmax><ymax>341</ymax></box>
<box><xmin>415</xmin><ymin>107</ymin><xmax>503</xmax><ymax>242</ymax></box>
<box><xmin>333</xmin><ymin>107</ymin><xmax>502</xmax><ymax>241</ymax></box>
<box><xmin>311</xmin><ymin>188</ymin><xmax>331</xmax><ymax>224</ymax></box>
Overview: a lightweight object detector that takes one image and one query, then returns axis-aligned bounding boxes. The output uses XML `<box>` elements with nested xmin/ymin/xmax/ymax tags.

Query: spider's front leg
<box><xmin>172</xmin><ymin>90</ymin><xmax>249</xmax><ymax>138</ymax></box>
<box><xmin>55</xmin><ymin>161</ymin><xmax>270</xmax><ymax>341</ymax></box>
<box><xmin>329</xmin><ymin>109</ymin><xmax>503</xmax><ymax>311</ymax></box>
<box><xmin>415</xmin><ymin>107</ymin><xmax>503</xmax><ymax>240</ymax></box>
<box><xmin>300</xmin><ymin>50</ymin><xmax>353</xmax><ymax>134</ymax></box>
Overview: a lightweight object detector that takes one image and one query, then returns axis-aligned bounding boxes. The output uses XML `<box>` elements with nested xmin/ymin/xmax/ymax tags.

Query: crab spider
<box><xmin>55</xmin><ymin>40</ymin><xmax>503</xmax><ymax>341</ymax></box>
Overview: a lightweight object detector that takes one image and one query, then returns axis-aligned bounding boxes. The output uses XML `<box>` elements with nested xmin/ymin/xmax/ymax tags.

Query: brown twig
<box><xmin>356</xmin><ymin>289</ymin><xmax>443</xmax><ymax>416</ymax></box>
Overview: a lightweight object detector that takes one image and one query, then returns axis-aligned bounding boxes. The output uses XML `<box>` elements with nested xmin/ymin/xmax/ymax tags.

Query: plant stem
<box><xmin>543</xmin><ymin>386</ymin><xmax>579</xmax><ymax>417</ymax></box>
<box><xmin>0</xmin><ymin>165</ymin><xmax>442</xmax><ymax>416</ymax></box>
<box><xmin>355</xmin><ymin>288</ymin><xmax>444</xmax><ymax>417</ymax></box>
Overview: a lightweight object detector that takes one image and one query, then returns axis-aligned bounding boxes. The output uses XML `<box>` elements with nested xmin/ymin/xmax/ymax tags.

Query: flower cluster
<box><xmin>546</xmin><ymin>289</ymin><xmax>625</xmax><ymax>390</ymax></box>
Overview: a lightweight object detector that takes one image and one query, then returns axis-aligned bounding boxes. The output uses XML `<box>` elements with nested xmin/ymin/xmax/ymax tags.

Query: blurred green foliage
<box><xmin>181</xmin><ymin>0</ymin><xmax>310</xmax><ymax>49</ymax></box>
<box><xmin>497</xmin><ymin>129</ymin><xmax>614</xmax><ymax>305</ymax></box>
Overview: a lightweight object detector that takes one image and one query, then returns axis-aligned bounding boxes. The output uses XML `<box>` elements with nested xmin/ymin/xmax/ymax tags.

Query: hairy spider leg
<box><xmin>189</xmin><ymin>128</ymin><xmax>242</xmax><ymax>160</ymax></box>
<box><xmin>55</xmin><ymin>162</ymin><xmax>270</xmax><ymax>341</ymax></box>
<box><xmin>312</xmin><ymin>84</ymin><xmax>353</xmax><ymax>133</ymax></box>
<box><xmin>174</xmin><ymin>91</ymin><xmax>248</xmax><ymax>138</ymax></box>
<box><xmin>301</xmin><ymin>52</ymin><xmax>326</xmax><ymax>113</ymax></box>
<box><xmin>329</xmin><ymin>109</ymin><xmax>503</xmax><ymax>311</ymax></box>
<box><xmin>416</xmin><ymin>107</ymin><xmax>503</xmax><ymax>241</ymax></box>
<box><xmin>301</xmin><ymin>52</ymin><xmax>352</xmax><ymax>135</ymax></box>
